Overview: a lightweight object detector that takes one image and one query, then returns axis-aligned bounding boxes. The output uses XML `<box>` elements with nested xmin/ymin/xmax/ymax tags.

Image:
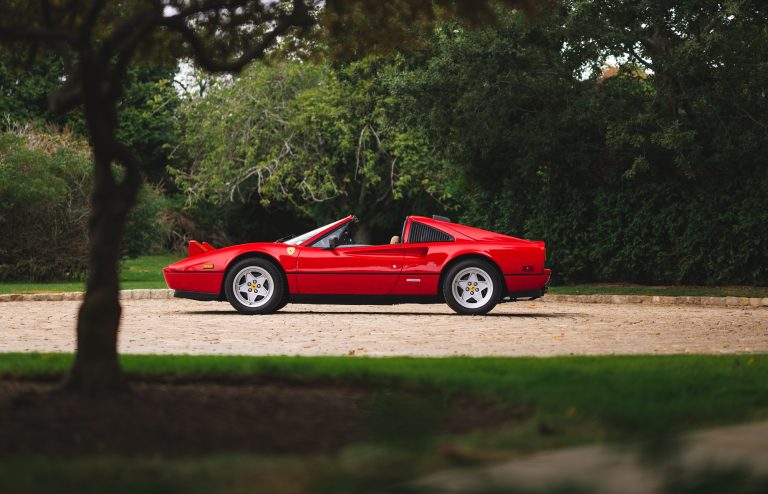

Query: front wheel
<box><xmin>442</xmin><ymin>259</ymin><xmax>501</xmax><ymax>315</ymax></box>
<box><xmin>224</xmin><ymin>258</ymin><xmax>285</xmax><ymax>314</ymax></box>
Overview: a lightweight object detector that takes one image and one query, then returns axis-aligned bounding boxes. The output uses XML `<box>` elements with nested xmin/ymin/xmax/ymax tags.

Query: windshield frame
<box><xmin>283</xmin><ymin>216</ymin><xmax>352</xmax><ymax>246</ymax></box>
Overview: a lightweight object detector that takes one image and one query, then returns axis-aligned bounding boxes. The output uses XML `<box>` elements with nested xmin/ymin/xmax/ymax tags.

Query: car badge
<box><xmin>287</xmin><ymin>247</ymin><xmax>295</xmax><ymax>255</ymax></box>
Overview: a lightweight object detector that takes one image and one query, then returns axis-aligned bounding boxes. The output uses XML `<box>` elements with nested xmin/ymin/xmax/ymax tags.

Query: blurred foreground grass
<box><xmin>1</xmin><ymin>353</ymin><xmax>767</xmax><ymax>493</ymax></box>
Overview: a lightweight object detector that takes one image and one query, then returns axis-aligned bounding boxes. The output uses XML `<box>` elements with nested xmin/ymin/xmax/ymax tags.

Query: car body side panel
<box><xmin>164</xmin><ymin>215</ymin><xmax>551</xmax><ymax>301</ymax></box>
<box><xmin>294</xmin><ymin>245</ymin><xmax>403</xmax><ymax>295</ymax></box>
<box><xmin>393</xmin><ymin>217</ymin><xmax>549</xmax><ymax>296</ymax></box>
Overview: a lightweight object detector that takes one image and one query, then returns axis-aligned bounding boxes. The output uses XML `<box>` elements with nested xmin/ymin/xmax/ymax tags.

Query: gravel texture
<box><xmin>1</xmin><ymin>298</ymin><xmax>766</xmax><ymax>356</ymax></box>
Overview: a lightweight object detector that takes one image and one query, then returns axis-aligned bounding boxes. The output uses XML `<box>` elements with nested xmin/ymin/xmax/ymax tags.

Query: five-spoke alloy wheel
<box><xmin>442</xmin><ymin>259</ymin><xmax>501</xmax><ymax>315</ymax></box>
<box><xmin>224</xmin><ymin>258</ymin><xmax>286</xmax><ymax>314</ymax></box>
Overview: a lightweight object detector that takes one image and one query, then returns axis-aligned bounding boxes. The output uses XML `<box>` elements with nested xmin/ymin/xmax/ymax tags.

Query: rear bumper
<box><xmin>504</xmin><ymin>269</ymin><xmax>551</xmax><ymax>293</ymax></box>
<box><xmin>503</xmin><ymin>287</ymin><xmax>547</xmax><ymax>302</ymax></box>
<box><xmin>502</xmin><ymin>268</ymin><xmax>550</xmax><ymax>301</ymax></box>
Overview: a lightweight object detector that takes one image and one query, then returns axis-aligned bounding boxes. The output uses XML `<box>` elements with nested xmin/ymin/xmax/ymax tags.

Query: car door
<box><xmin>295</xmin><ymin>244</ymin><xmax>404</xmax><ymax>295</ymax></box>
<box><xmin>392</xmin><ymin>220</ymin><xmax>457</xmax><ymax>295</ymax></box>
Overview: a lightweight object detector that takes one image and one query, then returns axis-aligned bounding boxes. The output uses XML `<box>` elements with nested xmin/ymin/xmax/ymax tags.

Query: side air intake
<box><xmin>408</xmin><ymin>222</ymin><xmax>455</xmax><ymax>243</ymax></box>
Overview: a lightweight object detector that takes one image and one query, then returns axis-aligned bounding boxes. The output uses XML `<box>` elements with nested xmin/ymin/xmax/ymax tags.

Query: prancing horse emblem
<box><xmin>287</xmin><ymin>247</ymin><xmax>295</xmax><ymax>255</ymax></box>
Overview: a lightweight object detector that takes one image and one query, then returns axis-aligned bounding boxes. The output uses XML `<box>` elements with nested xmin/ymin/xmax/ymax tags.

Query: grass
<box><xmin>3</xmin><ymin>353</ymin><xmax>768</xmax><ymax>438</ymax></box>
<box><xmin>548</xmin><ymin>284</ymin><xmax>768</xmax><ymax>298</ymax></box>
<box><xmin>0</xmin><ymin>253</ymin><xmax>181</xmax><ymax>294</ymax></box>
<box><xmin>1</xmin><ymin>253</ymin><xmax>766</xmax><ymax>298</ymax></box>
<box><xmin>2</xmin><ymin>353</ymin><xmax>768</xmax><ymax>493</ymax></box>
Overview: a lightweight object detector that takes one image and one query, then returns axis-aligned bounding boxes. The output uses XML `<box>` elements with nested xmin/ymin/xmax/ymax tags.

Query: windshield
<box><xmin>283</xmin><ymin>218</ymin><xmax>347</xmax><ymax>246</ymax></box>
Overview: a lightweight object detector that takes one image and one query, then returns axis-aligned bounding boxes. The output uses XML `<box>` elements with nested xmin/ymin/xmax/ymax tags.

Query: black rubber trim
<box><xmin>290</xmin><ymin>294</ymin><xmax>440</xmax><ymax>305</ymax></box>
<box><xmin>504</xmin><ymin>273</ymin><xmax>549</xmax><ymax>277</ymax></box>
<box><xmin>174</xmin><ymin>290</ymin><xmax>219</xmax><ymax>301</ymax></box>
<box><xmin>502</xmin><ymin>288</ymin><xmax>546</xmax><ymax>301</ymax></box>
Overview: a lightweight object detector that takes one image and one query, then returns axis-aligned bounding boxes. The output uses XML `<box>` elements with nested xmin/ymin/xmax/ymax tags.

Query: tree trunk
<box><xmin>63</xmin><ymin>60</ymin><xmax>140</xmax><ymax>394</ymax></box>
<box><xmin>64</xmin><ymin>150</ymin><xmax>137</xmax><ymax>394</ymax></box>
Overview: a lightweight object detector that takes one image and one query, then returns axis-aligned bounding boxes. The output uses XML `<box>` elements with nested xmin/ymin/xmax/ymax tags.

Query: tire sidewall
<box><xmin>224</xmin><ymin>258</ymin><xmax>285</xmax><ymax>314</ymax></box>
<box><xmin>442</xmin><ymin>259</ymin><xmax>501</xmax><ymax>315</ymax></box>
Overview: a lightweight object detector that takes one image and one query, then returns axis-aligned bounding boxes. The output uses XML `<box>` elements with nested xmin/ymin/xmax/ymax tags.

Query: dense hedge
<box><xmin>386</xmin><ymin>4</ymin><xmax>768</xmax><ymax>286</ymax></box>
<box><xmin>0</xmin><ymin>127</ymin><xmax>170</xmax><ymax>281</ymax></box>
<box><xmin>462</xmin><ymin>176</ymin><xmax>768</xmax><ymax>286</ymax></box>
<box><xmin>0</xmin><ymin>129</ymin><xmax>90</xmax><ymax>280</ymax></box>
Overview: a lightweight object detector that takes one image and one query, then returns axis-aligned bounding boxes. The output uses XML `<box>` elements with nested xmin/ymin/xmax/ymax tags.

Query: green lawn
<box><xmin>2</xmin><ymin>353</ymin><xmax>767</xmax><ymax>493</ymax></box>
<box><xmin>0</xmin><ymin>253</ymin><xmax>181</xmax><ymax>294</ymax></box>
<box><xmin>549</xmin><ymin>284</ymin><xmax>768</xmax><ymax>298</ymax></box>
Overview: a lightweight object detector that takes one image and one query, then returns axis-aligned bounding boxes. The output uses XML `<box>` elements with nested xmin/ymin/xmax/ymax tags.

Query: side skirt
<box><xmin>174</xmin><ymin>290</ymin><xmax>220</xmax><ymax>302</ymax></box>
<box><xmin>290</xmin><ymin>294</ymin><xmax>441</xmax><ymax>305</ymax></box>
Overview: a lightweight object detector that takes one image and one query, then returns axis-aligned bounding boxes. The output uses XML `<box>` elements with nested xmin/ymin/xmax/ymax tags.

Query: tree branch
<box><xmin>162</xmin><ymin>0</ymin><xmax>314</xmax><ymax>73</ymax></box>
<box><xmin>0</xmin><ymin>25</ymin><xmax>76</xmax><ymax>44</ymax></box>
<box><xmin>81</xmin><ymin>0</ymin><xmax>109</xmax><ymax>43</ymax></box>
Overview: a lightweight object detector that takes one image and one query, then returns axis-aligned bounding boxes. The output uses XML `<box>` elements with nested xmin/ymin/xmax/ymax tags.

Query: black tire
<box><xmin>441</xmin><ymin>258</ymin><xmax>502</xmax><ymax>315</ymax></box>
<box><xmin>274</xmin><ymin>294</ymin><xmax>290</xmax><ymax>312</ymax></box>
<box><xmin>224</xmin><ymin>258</ymin><xmax>286</xmax><ymax>315</ymax></box>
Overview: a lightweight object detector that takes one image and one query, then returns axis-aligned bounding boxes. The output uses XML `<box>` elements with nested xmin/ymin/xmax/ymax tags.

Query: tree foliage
<box><xmin>0</xmin><ymin>124</ymin><xmax>173</xmax><ymax>279</ymax></box>
<box><xmin>386</xmin><ymin>1</ymin><xmax>768</xmax><ymax>284</ymax></box>
<box><xmin>0</xmin><ymin>125</ymin><xmax>91</xmax><ymax>280</ymax></box>
<box><xmin>173</xmin><ymin>59</ymin><xmax>453</xmax><ymax>241</ymax></box>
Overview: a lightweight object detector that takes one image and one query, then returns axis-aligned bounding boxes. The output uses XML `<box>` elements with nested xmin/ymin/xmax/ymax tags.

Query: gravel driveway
<box><xmin>1</xmin><ymin>298</ymin><xmax>766</xmax><ymax>356</ymax></box>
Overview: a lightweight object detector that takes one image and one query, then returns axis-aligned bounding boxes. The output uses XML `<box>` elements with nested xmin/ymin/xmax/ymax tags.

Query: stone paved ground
<box><xmin>1</xmin><ymin>298</ymin><xmax>766</xmax><ymax>356</ymax></box>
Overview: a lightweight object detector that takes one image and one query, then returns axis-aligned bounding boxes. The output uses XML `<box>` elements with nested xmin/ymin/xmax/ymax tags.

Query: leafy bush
<box><xmin>0</xmin><ymin>125</ymin><xmax>91</xmax><ymax>280</ymax></box>
<box><xmin>123</xmin><ymin>184</ymin><xmax>171</xmax><ymax>258</ymax></box>
<box><xmin>0</xmin><ymin>125</ymin><xmax>171</xmax><ymax>280</ymax></box>
<box><xmin>462</xmin><ymin>177</ymin><xmax>768</xmax><ymax>286</ymax></box>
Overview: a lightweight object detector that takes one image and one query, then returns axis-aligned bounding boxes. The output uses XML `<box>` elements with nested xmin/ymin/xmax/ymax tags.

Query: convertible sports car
<box><xmin>163</xmin><ymin>215</ymin><xmax>550</xmax><ymax>315</ymax></box>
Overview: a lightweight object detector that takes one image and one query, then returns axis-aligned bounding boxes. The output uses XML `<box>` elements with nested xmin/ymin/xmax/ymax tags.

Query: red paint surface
<box><xmin>164</xmin><ymin>215</ymin><xmax>551</xmax><ymax>298</ymax></box>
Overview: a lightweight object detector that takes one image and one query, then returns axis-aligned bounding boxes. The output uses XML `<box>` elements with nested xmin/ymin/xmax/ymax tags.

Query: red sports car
<box><xmin>163</xmin><ymin>215</ymin><xmax>550</xmax><ymax>315</ymax></box>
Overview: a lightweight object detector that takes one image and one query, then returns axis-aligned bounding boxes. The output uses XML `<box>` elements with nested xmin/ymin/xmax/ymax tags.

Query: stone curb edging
<box><xmin>0</xmin><ymin>289</ymin><xmax>765</xmax><ymax>308</ymax></box>
<box><xmin>0</xmin><ymin>289</ymin><xmax>174</xmax><ymax>303</ymax></box>
<box><xmin>544</xmin><ymin>293</ymin><xmax>768</xmax><ymax>308</ymax></box>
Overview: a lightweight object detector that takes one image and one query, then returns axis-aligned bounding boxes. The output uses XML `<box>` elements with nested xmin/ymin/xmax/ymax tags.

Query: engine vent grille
<box><xmin>408</xmin><ymin>222</ymin><xmax>455</xmax><ymax>243</ymax></box>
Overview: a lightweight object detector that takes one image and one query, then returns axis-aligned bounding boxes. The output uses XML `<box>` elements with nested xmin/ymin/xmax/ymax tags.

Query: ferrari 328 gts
<box><xmin>163</xmin><ymin>215</ymin><xmax>550</xmax><ymax>315</ymax></box>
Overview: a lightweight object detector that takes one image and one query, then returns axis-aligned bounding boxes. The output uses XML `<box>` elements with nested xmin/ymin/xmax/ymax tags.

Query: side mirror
<box><xmin>327</xmin><ymin>237</ymin><xmax>340</xmax><ymax>250</ymax></box>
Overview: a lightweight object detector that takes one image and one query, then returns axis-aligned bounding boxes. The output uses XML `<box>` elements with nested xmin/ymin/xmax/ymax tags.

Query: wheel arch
<box><xmin>219</xmin><ymin>252</ymin><xmax>289</xmax><ymax>301</ymax></box>
<box><xmin>437</xmin><ymin>253</ymin><xmax>506</xmax><ymax>299</ymax></box>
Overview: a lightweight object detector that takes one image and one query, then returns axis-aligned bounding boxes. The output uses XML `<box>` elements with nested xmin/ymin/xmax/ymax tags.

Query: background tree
<box><xmin>388</xmin><ymin>1</ymin><xmax>768</xmax><ymax>284</ymax></box>
<box><xmin>172</xmin><ymin>59</ymin><xmax>453</xmax><ymax>243</ymax></box>
<box><xmin>0</xmin><ymin>0</ymin><xmax>318</xmax><ymax>394</ymax></box>
<box><xmin>0</xmin><ymin>0</ymin><xmax>533</xmax><ymax>394</ymax></box>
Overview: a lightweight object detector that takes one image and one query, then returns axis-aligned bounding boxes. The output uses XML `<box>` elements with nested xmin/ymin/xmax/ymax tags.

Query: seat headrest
<box><xmin>390</xmin><ymin>235</ymin><xmax>401</xmax><ymax>244</ymax></box>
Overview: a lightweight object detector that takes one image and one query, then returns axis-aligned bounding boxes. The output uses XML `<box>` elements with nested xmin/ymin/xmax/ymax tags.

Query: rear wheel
<box><xmin>224</xmin><ymin>258</ymin><xmax>285</xmax><ymax>314</ymax></box>
<box><xmin>442</xmin><ymin>259</ymin><xmax>501</xmax><ymax>315</ymax></box>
